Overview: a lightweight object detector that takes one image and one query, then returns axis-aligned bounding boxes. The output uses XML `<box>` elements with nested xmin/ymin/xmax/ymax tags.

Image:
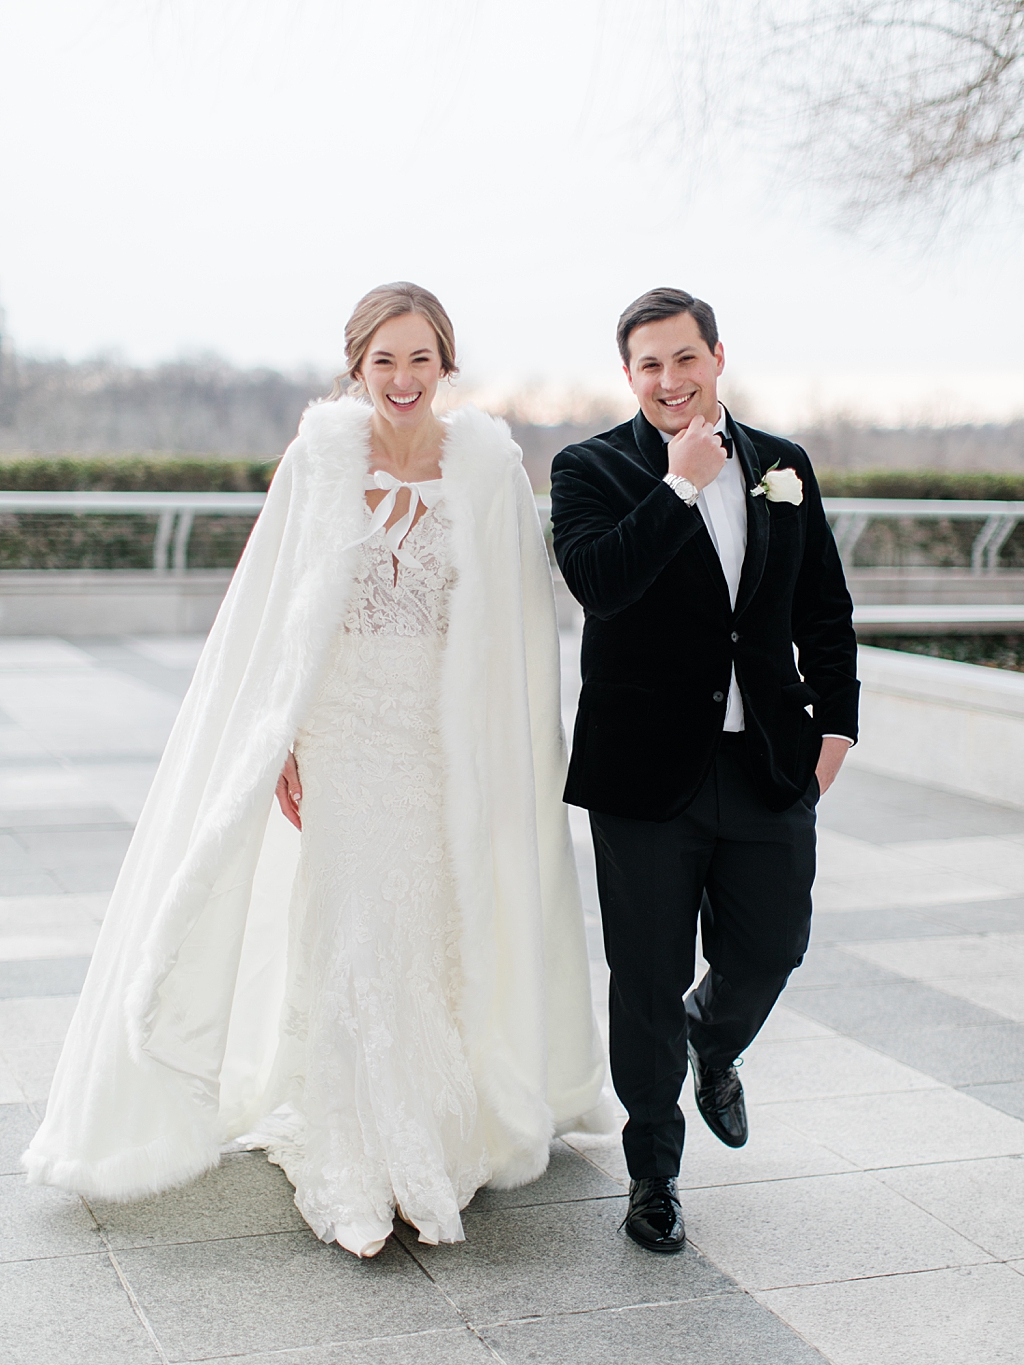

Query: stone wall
<box><xmin>849</xmin><ymin>645</ymin><xmax>1024</xmax><ymax>809</ymax></box>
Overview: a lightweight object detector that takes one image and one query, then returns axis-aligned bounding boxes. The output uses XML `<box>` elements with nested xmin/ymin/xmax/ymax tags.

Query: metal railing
<box><xmin>539</xmin><ymin>494</ymin><xmax>1024</xmax><ymax>573</ymax></box>
<box><xmin>853</xmin><ymin>603</ymin><xmax>1024</xmax><ymax>630</ymax></box>
<box><xmin>0</xmin><ymin>491</ymin><xmax>266</xmax><ymax>572</ymax></box>
<box><xmin>824</xmin><ymin>499</ymin><xmax>1024</xmax><ymax>573</ymax></box>
<box><xmin>1</xmin><ymin>491</ymin><xmax>1023</xmax><ymax>576</ymax></box>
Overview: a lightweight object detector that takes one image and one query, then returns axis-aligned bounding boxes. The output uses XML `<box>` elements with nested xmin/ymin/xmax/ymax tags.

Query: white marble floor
<box><xmin>2</xmin><ymin>631</ymin><xmax>1024</xmax><ymax>1365</ymax></box>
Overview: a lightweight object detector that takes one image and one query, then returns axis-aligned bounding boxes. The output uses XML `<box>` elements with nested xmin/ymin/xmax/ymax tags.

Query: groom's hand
<box><xmin>667</xmin><ymin>415</ymin><xmax>728</xmax><ymax>490</ymax></box>
<box><xmin>815</xmin><ymin>736</ymin><xmax>851</xmax><ymax>796</ymax></box>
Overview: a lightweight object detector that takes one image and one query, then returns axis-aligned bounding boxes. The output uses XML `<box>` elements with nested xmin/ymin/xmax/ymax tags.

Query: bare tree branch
<box><xmin>765</xmin><ymin>1</ymin><xmax>1024</xmax><ymax>226</ymax></box>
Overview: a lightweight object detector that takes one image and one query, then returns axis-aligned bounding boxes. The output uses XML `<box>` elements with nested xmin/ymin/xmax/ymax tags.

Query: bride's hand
<box><xmin>276</xmin><ymin>751</ymin><xmax>303</xmax><ymax>831</ymax></box>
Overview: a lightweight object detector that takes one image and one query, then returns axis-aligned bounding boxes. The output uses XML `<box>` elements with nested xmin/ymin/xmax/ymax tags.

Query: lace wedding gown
<box><xmin>253</xmin><ymin>487</ymin><xmax>491</xmax><ymax>1257</ymax></box>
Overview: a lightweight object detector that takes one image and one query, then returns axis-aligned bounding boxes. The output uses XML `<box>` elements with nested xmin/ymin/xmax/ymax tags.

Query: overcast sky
<box><xmin>1</xmin><ymin>0</ymin><xmax>1022</xmax><ymax>427</ymax></box>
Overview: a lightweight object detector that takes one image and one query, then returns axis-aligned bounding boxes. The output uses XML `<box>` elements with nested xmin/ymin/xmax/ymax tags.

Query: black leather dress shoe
<box><xmin>622</xmin><ymin>1177</ymin><xmax>686</xmax><ymax>1254</ymax></box>
<box><xmin>688</xmin><ymin>1042</ymin><xmax>749</xmax><ymax>1148</ymax></box>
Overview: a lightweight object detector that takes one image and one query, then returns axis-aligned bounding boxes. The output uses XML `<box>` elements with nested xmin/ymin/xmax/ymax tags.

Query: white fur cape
<box><xmin>23</xmin><ymin>399</ymin><xmax>611</xmax><ymax>1202</ymax></box>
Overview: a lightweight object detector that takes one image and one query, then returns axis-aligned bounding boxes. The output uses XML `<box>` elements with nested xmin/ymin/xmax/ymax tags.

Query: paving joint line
<box><xmin>168</xmin><ymin>1324</ymin><xmax>493</xmax><ymax>1363</ymax></box>
<box><xmin>469</xmin><ymin>1286</ymin><xmax>745</xmax><ymax>1331</ymax></box>
<box><xmin>749</xmin><ymin>1258</ymin><xmax>1010</xmax><ymax>1295</ymax></box>
<box><xmin>560</xmin><ymin>1139</ymin><xmax>628</xmax><ymax>1188</ymax></box>
<box><xmin>80</xmin><ymin>1195</ymin><xmax>172</xmax><ymax>1364</ymax></box>
<box><xmin>753</xmin><ymin>1298</ymin><xmax>832</xmax><ymax>1364</ymax></box>
<box><xmin>751</xmin><ymin>1084</ymin><xmax>949</xmax><ymax>1106</ymax></box>
<box><xmin>0</xmin><ymin>1246</ymin><xmax>118</xmax><ymax>1267</ymax></box>
<box><xmin>392</xmin><ymin>1231</ymin><xmax>509</xmax><ymax>1363</ymax></box>
<box><xmin>863</xmin><ymin>1169</ymin><xmax>1024</xmax><ymax>1266</ymax></box>
<box><xmin>673</xmin><ymin>1149</ymin><xmax>1024</xmax><ymax>1194</ymax></box>
<box><xmin>69</xmin><ymin>1226</ymin><xmax>310</xmax><ymax>1253</ymax></box>
<box><xmin>469</xmin><ymin>1191</ymin><xmax>626</xmax><ymax>1211</ymax></box>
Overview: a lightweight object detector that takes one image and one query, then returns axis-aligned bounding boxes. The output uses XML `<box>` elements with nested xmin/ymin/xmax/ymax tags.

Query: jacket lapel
<box><xmin>632</xmin><ymin>410</ymin><xmax>668</xmax><ymax>476</ymax></box>
<box><xmin>732</xmin><ymin>418</ymin><xmax>769</xmax><ymax>619</ymax></box>
<box><xmin>631</xmin><ymin>410</ymin><xmax>731</xmax><ymax>609</ymax></box>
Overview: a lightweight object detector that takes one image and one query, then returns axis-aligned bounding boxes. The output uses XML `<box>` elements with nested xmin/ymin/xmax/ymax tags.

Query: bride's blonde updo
<box><xmin>330</xmin><ymin>282</ymin><xmax>458</xmax><ymax>399</ymax></box>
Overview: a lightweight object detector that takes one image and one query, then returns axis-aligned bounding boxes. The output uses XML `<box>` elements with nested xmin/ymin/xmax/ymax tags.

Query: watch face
<box><xmin>666</xmin><ymin>473</ymin><xmax>698</xmax><ymax>504</ymax></box>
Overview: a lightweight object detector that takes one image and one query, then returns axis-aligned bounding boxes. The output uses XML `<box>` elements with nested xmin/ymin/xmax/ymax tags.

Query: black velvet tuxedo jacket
<box><xmin>550</xmin><ymin>410</ymin><xmax>859</xmax><ymax>820</ymax></box>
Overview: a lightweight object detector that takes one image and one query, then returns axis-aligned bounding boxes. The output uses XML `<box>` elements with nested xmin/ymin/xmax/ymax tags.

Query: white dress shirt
<box><xmin>660</xmin><ymin>406</ymin><xmax>747</xmax><ymax>730</ymax></box>
<box><xmin>660</xmin><ymin>407</ymin><xmax>854</xmax><ymax>745</ymax></box>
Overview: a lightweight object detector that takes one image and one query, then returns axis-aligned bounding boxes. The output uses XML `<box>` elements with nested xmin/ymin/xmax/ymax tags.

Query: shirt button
<box><xmin>712</xmin><ymin>691</ymin><xmax>725</xmax><ymax>703</ymax></box>
<box><xmin>730</xmin><ymin>631</ymin><xmax>739</xmax><ymax>642</ymax></box>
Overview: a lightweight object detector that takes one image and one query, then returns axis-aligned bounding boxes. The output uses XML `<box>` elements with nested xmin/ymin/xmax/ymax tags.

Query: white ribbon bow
<box><xmin>352</xmin><ymin>469</ymin><xmax>445</xmax><ymax>570</ymax></box>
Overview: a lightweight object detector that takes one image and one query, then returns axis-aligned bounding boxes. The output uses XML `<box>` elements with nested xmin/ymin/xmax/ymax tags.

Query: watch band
<box><xmin>664</xmin><ymin>473</ymin><xmax>700</xmax><ymax>507</ymax></box>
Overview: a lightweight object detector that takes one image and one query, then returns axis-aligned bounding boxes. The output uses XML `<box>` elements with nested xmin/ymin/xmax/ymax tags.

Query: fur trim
<box><xmin>23</xmin><ymin>1133</ymin><xmax>220</xmax><ymax>1203</ymax></box>
<box><xmin>555</xmin><ymin>1095</ymin><xmax>620</xmax><ymax>1138</ymax></box>
<box><xmin>125</xmin><ymin>398</ymin><xmax>372</xmax><ymax>1066</ymax></box>
<box><xmin>486</xmin><ymin>1145</ymin><xmax>551</xmax><ymax>1191</ymax></box>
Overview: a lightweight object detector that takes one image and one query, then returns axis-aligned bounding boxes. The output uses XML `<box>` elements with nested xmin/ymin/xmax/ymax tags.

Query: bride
<box><xmin>24</xmin><ymin>282</ymin><xmax>609</xmax><ymax>1258</ymax></box>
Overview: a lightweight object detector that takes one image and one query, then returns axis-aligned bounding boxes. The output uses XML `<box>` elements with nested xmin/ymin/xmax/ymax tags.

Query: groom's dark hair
<box><xmin>617</xmin><ymin>287</ymin><xmax>718</xmax><ymax>367</ymax></box>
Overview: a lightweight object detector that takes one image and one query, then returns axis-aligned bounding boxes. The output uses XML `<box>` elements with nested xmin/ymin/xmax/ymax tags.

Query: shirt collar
<box><xmin>658</xmin><ymin>403</ymin><xmax>727</xmax><ymax>443</ymax></box>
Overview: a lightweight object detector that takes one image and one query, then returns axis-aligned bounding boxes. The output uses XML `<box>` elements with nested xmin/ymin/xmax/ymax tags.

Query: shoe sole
<box><xmin>623</xmin><ymin>1222</ymin><xmax>686</xmax><ymax>1254</ymax></box>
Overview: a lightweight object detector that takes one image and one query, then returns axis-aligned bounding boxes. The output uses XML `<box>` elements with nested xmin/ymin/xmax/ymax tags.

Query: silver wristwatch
<box><xmin>663</xmin><ymin>473</ymin><xmax>700</xmax><ymax>507</ymax></box>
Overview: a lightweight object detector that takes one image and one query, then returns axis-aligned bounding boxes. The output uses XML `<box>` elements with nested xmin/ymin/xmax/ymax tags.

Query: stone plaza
<box><xmin>2</xmin><ymin>629</ymin><xmax>1024</xmax><ymax>1364</ymax></box>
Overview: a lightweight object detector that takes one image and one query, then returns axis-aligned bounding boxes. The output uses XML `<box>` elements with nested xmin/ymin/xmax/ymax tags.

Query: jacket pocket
<box><xmin>782</xmin><ymin>680</ymin><xmax>821</xmax><ymax>710</ymax></box>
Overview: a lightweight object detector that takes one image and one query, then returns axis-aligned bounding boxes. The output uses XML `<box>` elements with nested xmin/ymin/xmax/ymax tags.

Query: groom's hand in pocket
<box><xmin>667</xmin><ymin>415</ymin><xmax>728</xmax><ymax>490</ymax></box>
<box><xmin>815</xmin><ymin>736</ymin><xmax>851</xmax><ymax>797</ymax></box>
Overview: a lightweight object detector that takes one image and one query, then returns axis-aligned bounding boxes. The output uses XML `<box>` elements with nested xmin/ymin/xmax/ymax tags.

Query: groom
<box><xmin>551</xmin><ymin>288</ymin><xmax>859</xmax><ymax>1253</ymax></box>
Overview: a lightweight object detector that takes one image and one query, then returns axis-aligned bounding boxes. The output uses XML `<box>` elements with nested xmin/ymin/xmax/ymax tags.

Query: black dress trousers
<box><xmin>589</xmin><ymin>734</ymin><xmax>817</xmax><ymax>1180</ymax></box>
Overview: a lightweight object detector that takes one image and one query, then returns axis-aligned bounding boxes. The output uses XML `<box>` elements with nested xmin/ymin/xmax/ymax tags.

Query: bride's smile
<box><xmin>362</xmin><ymin>311</ymin><xmax>446</xmax><ymax>440</ymax></box>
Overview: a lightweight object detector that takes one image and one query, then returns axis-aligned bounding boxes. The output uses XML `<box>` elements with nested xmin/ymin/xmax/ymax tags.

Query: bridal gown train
<box><xmin>252</xmin><ymin>487</ymin><xmax>492</xmax><ymax>1257</ymax></box>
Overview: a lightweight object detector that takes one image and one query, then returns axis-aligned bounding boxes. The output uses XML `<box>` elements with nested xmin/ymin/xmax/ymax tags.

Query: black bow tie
<box><xmin>718</xmin><ymin>433</ymin><xmax>734</xmax><ymax>459</ymax></box>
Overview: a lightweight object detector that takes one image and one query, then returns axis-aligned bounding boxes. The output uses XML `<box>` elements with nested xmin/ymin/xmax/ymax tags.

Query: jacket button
<box><xmin>713</xmin><ymin>691</ymin><xmax>725</xmax><ymax>703</ymax></box>
<box><xmin>730</xmin><ymin>631</ymin><xmax>739</xmax><ymax>642</ymax></box>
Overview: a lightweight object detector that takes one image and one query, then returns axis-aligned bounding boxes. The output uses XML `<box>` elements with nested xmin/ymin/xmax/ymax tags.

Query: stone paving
<box><xmin>1</xmin><ymin>632</ymin><xmax>1024</xmax><ymax>1364</ymax></box>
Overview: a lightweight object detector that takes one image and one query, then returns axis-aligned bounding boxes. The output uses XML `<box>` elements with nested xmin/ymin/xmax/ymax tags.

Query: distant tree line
<box><xmin>0</xmin><ymin>351</ymin><xmax>328</xmax><ymax>457</ymax></box>
<box><xmin>0</xmin><ymin>348</ymin><xmax>1022</xmax><ymax>477</ymax></box>
<box><xmin>794</xmin><ymin>417</ymin><xmax>1024</xmax><ymax>471</ymax></box>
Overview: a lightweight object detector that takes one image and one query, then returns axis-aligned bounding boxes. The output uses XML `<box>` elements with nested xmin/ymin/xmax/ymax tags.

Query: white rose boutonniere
<box><xmin>750</xmin><ymin>461</ymin><xmax>803</xmax><ymax>506</ymax></box>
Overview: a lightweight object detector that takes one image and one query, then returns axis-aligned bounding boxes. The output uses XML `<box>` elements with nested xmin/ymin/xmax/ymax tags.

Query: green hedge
<box><xmin>1</xmin><ymin>456</ymin><xmax>1019</xmax><ymax>501</ymax></box>
<box><xmin>859</xmin><ymin>634</ymin><xmax>1024</xmax><ymax>673</ymax></box>
<box><xmin>816</xmin><ymin>471</ymin><xmax>1024</xmax><ymax>500</ymax></box>
<box><xmin>0</xmin><ymin>457</ymin><xmax>276</xmax><ymax>570</ymax></box>
<box><xmin>1</xmin><ymin>458</ymin><xmax>1021</xmax><ymax>501</ymax></box>
<box><xmin>0</xmin><ymin>456</ymin><xmax>275</xmax><ymax>493</ymax></box>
